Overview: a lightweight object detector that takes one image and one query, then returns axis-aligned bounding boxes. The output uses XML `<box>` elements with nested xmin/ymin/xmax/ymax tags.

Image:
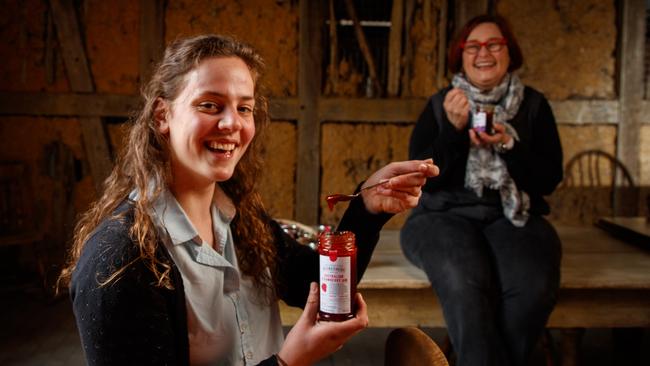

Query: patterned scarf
<box><xmin>451</xmin><ymin>73</ymin><xmax>529</xmax><ymax>227</ymax></box>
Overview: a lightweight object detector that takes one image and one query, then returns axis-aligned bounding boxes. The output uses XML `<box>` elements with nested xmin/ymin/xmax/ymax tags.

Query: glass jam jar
<box><xmin>472</xmin><ymin>103</ymin><xmax>495</xmax><ymax>135</ymax></box>
<box><xmin>318</xmin><ymin>231</ymin><xmax>357</xmax><ymax>321</ymax></box>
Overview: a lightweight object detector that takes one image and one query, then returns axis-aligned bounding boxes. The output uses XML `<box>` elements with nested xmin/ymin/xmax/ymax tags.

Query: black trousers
<box><xmin>400</xmin><ymin>201</ymin><xmax>562</xmax><ymax>366</ymax></box>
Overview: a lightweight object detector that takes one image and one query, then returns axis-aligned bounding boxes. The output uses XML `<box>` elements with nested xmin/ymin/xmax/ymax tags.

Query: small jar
<box><xmin>318</xmin><ymin>231</ymin><xmax>357</xmax><ymax>321</ymax></box>
<box><xmin>473</xmin><ymin>103</ymin><xmax>495</xmax><ymax>135</ymax></box>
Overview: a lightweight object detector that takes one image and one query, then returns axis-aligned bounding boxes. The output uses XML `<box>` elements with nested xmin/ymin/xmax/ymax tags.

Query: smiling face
<box><xmin>462</xmin><ymin>22</ymin><xmax>510</xmax><ymax>90</ymax></box>
<box><xmin>157</xmin><ymin>56</ymin><xmax>256</xmax><ymax>189</ymax></box>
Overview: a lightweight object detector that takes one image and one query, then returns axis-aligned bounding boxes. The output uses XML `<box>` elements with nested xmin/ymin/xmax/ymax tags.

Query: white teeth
<box><xmin>475</xmin><ymin>62</ymin><xmax>495</xmax><ymax>67</ymax></box>
<box><xmin>207</xmin><ymin>141</ymin><xmax>236</xmax><ymax>151</ymax></box>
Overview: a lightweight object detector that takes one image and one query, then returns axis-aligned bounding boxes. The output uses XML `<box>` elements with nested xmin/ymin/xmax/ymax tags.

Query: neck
<box><xmin>170</xmin><ymin>178</ymin><xmax>215</xmax><ymax>233</ymax></box>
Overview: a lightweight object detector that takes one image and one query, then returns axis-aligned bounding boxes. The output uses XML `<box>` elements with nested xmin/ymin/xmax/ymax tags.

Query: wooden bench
<box><xmin>279</xmin><ymin>225</ymin><xmax>650</xmax><ymax>365</ymax></box>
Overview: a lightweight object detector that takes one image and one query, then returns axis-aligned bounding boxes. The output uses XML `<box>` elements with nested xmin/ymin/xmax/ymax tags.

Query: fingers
<box><xmin>443</xmin><ymin>89</ymin><xmax>470</xmax><ymax>130</ymax></box>
<box><xmin>297</xmin><ymin>282</ymin><xmax>319</xmax><ymax>325</ymax></box>
<box><xmin>326</xmin><ymin>293</ymin><xmax>369</xmax><ymax>337</ymax></box>
<box><xmin>383</xmin><ymin>171</ymin><xmax>428</xmax><ymax>191</ymax></box>
<box><xmin>382</xmin><ymin>160</ymin><xmax>437</xmax><ymax>177</ymax></box>
<box><xmin>469</xmin><ymin>129</ymin><xmax>482</xmax><ymax>146</ymax></box>
<box><xmin>353</xmin><ymin>293</ymin><xmax>369</xmax><ymax>327</ymax></box>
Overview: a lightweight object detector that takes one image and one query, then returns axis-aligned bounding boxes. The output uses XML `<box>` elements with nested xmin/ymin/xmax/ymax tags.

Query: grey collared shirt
<box><xmin>133</xmin><ymin>186</ymin><xmax>284</xmax><ymax>365</ymax></box>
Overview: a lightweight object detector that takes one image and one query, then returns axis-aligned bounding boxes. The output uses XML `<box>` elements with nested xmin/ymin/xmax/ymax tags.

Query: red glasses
<box><xmin>461</xmin><ymin>38</ymin><xmax>507</xmax><ymax>54</ymax></box>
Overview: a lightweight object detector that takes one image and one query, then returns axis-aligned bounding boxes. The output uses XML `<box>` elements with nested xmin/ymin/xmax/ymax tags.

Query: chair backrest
<box><xmin>385</xmin><ymin>327</ymin><xmax>449</xmax><ymax>366</ymax></box>
<box><xmin>547</xmin><ymin>150</ymin><xmax>639</xmax><ymax>224</ymax></box>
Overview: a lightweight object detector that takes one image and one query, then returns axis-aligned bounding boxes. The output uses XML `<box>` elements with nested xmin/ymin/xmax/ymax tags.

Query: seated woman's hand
<box><xmin>361</xmin><ymin>159</ymin><xmax>439</xmax><ymax>214</ymax></box>
<box><xmin>469</xmin><ymin>122</ymin><xmax>512</xmax><ymax>148</ymax></box>
<box><xmin>443</xmin><ymin>88</ymin><xmax>471</xmax><ymax>131</ymax></box>
<box><xmin>277</xmin><ymin>282</ymin><xmax>369</xmax><ymax>366</ymax></box>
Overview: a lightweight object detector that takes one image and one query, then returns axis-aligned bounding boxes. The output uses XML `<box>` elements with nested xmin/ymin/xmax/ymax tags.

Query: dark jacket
<box><xmin>71</xmin><ymin>196</ymin><xmax>390</xmax><ymax>366</ymax></box>
<box><xmin>409</xmin><ymin>85</ymin><xmax>563</xmax><ymax>214</ymax></box>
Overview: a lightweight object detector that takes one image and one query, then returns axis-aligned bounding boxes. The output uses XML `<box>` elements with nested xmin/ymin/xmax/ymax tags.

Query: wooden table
<box><xmin>596</xmin><ymin>216</ymin><xmax>650</xmax><ymax>247</ymax></box>
<box><xmin>279</xmin><ymin>225</ymin><xmax>650</xmax><ymax>365</ymax></box>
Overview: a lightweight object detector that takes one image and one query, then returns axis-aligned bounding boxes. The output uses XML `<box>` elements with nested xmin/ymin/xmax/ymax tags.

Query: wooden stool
<box><xmin>385</xmin><ymin>327</ymin><xmax>449</xmax><ymax>366</ymax></box>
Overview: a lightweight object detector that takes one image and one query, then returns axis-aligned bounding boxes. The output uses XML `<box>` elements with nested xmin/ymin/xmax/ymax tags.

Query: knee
<box><xmin>433</xmin><ymin>261</ymin><xmax>494</xmax><ymax>306</ymax></box>
<box><xmin>513</xmin><ymin>272</ymin><xmax>560</xmax><ymax>312</ymax></box>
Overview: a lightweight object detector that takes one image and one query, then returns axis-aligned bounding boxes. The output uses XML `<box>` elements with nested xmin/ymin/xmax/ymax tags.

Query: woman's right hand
<box><xmin>277</xmin><ymin>282</ymin><xmax>369</xmax><ymax>366</ymax></box>
<box><xmin>443</xmin><ymin>88</ymin><xmax>470</xmax><ymax>131</ymax></box>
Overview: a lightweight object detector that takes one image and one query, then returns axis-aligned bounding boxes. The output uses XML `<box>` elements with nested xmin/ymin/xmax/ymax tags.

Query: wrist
<box><xmin>276</xmin><ymin>354</ymin><xmax>289</xmax><ymax>366</ymax></box>
<box><xmin>495</xmin><ymin>137</ymin><xmax>514</xmax><ymax>153</ymax></box>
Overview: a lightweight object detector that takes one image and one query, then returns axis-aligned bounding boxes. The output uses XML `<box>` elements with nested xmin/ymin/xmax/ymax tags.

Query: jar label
<box><xmin>319</xmin><ymin>254</ymin><xmax>351</xmax><ymax>314</ymax></box>
<box><xmin>473</xmin><ymin>111</ymin><xmax>487</xmax><ymax>132</ymax></box>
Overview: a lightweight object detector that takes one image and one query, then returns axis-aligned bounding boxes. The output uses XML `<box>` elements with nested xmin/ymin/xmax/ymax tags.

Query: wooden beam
<box><xmin>139</xmin><ymin>0</ymin><xmax>165</xmax><ymax>84</ymax></box>
<box><xmin>0</xmin><ymin>92</ymin><xmax>300</xmax><ymax>120</ymax></box>
<box><xmin>453</xmin><ymin>0</ymin><xmax>488</xmax><ymax>32</ymax></box>
<box><xmin>387</xmin><ymin>0</ymin><xmax>403</xmax><ymax>96</ymax></box>
<box><xmin>319</xmin><ymin>97</ymin><xmax>426</xmax><ymax>122</ymax></box>
<box><xmin>49</xmin><ymin>0</ymin><xmax>112</xmax><ymax>192</ymax></box>
<box><xmin>268</xmin><ymin>97</ymin><xmax>301</xmax><ymax>120</ymax></box>
<box><xmin>296</xmin><ymin>0</ymin><xmax>323</xmax><ymax>224</ymax></box>
<box><xmin>617</xmin><ymin>0</ymin><xmax>645</xmax><ymax>210</ymax></box>
<box><xmin>436</xmin><ymin>0</ymin><xmax>449</xmax><ymax>89</ymax></box>
<box><xmin>344</xmin><ymin>0</ymin><xmax>382</xmax><ymax>95</ymax></box>
<box><xmin>0</xmin><ymin>92</ymin><xmax>140</xmax><ymax>117</ymax></box>
<box><xmin>0</xmin><ymin>92</ymin><xmax>628</xmax><ymax>126</ymax></box>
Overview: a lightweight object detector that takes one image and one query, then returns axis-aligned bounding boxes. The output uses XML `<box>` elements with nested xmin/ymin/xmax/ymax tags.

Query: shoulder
<box><xmin>429</xmin><ymin>85</ymin><xmax>453</xmax><ymax>104</ymax></box>
<box><xmin>71</xmin><ymin>200</ymin><xmax>146</xmax><ymax>288</ymax></box>
<box><xmin>522</xmin><ymin>85</ymin><xmax>549</xmax><ymax>105</ymax></box>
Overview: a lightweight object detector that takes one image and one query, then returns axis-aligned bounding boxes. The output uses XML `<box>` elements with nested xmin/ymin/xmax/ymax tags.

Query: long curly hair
<box><xmin>59</xmin><ymin>34</ymin><xmax>276</xmax><ymax>298</ymax></box>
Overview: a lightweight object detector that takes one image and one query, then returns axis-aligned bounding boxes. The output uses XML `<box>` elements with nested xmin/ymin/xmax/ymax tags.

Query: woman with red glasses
<box><xmin>400</xmin><ymin>14</ymin><xmax>563</xmax><ymax>366</ymax></box>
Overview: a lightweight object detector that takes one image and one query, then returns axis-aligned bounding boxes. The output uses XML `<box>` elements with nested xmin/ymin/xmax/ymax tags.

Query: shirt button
<box><xmin>245</xmin><ymin>352</ymin><xmax>253</xmax><ymax>360</ymax></box>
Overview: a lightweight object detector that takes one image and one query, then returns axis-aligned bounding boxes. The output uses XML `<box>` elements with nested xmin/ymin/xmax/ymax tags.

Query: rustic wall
<box><xmin>497</xmin><ymin>0</ymin><xmax>617</xmax><ymax>99</ymax></box>
<box><xmin>259</xmin><ymin>121</ymin><xmax>297</xmax><ymax>219</ymax></box>
<box><xmin>408</xmin><ymin>0</ymin><xmax>444</xmax><ymax>97</ymax></box>
<box><xmin>0</xmin><ymin>0</ymin><xmax>644</xmax><ymax>253</ymax></box>
<box><xmin>84</xmin><ymin>0</ymin><xmax>140</xmax><ymax>94</ymax></box>
<box><xmin>0</xmin><ymin>0</ymin><xmax>300</xmax><ymax>275</ymax></box>
<box><xmin>320</xmin><ymin>122</ymin><xmax>412</xmax><ymax>228</ymax></box>
<box><xmin>641</xmin><ymin>126</ymin><xmax>650</xmax><ymax>186</ymax></box>
<box><xmin>0</xmin><ymin>0</ymin><xmax>69</xmax><ymax>92</ymax></box>
<box><xmin>165</xmin><ymin>0</ymin><xmax>298</xmax><ymax>97</ymax></box>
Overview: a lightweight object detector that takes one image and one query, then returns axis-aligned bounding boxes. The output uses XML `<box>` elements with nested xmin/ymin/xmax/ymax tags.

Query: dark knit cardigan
<box><xmin>409</xmin><ymin>85</ymin><xmax>563</xmax><ymax>214</ymax></box>
<box><xmin>71</xmin><ymin>196</ymin><xmax>390</xmax><ymax>366</ymax></box>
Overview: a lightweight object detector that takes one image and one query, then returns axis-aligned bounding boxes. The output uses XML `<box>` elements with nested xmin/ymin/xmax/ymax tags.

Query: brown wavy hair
<box><xmin>59</xmin><ymin>34</ymin><xmax>276</xmax><ymax>298</ymax></box>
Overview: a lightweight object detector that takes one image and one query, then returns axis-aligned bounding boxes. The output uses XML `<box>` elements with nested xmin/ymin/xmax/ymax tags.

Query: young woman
<box><xmin>59</xmin><ymin>34</ymin><xmax>437</xmax><ymax>366</ymax></box>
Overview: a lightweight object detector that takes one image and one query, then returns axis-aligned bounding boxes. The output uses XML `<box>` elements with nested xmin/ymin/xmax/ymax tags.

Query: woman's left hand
<box><xmin>470</xmin><ymin>122</ymin><xmax>512</xmax><ymax>148</ymax></box>
<box><xmin>360</xmin><ymin>159</ymin><xmax>439</xmax><ymax>214</ymax></box>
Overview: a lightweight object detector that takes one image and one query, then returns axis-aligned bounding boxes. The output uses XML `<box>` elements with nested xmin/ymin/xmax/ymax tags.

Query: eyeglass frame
<box><xmin>460</xmin><ymin>38</ymin><xmax>508</xmax><ymax>54</ymax></box>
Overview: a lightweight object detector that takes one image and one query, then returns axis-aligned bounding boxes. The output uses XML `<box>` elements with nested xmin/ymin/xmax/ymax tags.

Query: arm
<box><xmin>271</xmin><ymin>197</ymin><xmax>389</xmax><ymax>307</ymax></box>
<box><xmin>501</xmin><ymin>94</ymin><xmax>564</xmax><ymax>196</ymax></box>
<box><xmin>410</xmin><ymin>90</ymin><xmax>469</xmax><ymax>189</ymax></box>
<box><xmin>71</xmin><ymin>221</ymin><xmax>184</xmax><ymax>366</ymax></box>
<box><xmin>272</xmin><ymin>160</ymin><xmax>437</xmax><ymax>366</ymax></box>
<box><xmin>274</xmin><ymin>160</ymin><xmax>437</xmax><ymax>307</ymax></box>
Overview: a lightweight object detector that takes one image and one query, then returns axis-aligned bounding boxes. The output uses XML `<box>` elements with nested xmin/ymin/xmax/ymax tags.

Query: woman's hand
<box><xmin>278</xmin><ymin>283</ymin><xmax>369</xmax><ymax>366</ymax></box>
<box><xmin>469</xmin><ymin>122</ymin><xmax>512</xmax><ymax>148</ymax></box>
<box><xmin>443</xmin><ymin>88</ymin><xmax>470</xmax><ymax>131</ymax></box>
<box><xmin>360</xmin><ymin>159</ymin><xmax>439</xmax><ymax>214</ymax></box>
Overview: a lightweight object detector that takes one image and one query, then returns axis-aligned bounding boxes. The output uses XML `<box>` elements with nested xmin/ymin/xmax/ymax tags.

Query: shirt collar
<box><xmin>129</xmin><ymin>183</ymin><xmax>237</xmax><ymax>247</ymax></box>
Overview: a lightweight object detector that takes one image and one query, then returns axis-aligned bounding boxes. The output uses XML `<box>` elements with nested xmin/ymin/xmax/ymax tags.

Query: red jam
<box><xmin>326</xmin><ymin>194</ymin><xmax>354</xmax><ymax>211</ymax></box>
<box><xmin>318</xmin><ymin>231</ymin><xmax>357</xmax><ymax>321</ymax></box>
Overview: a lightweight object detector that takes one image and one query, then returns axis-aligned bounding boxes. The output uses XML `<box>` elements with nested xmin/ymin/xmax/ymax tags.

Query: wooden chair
<box><xmin>548</xmin><ymin>149</ymin><xmax>639</xmax><ymax>224</ymax></box>
<box><xmin>385</xmin><ymin>327</ymin><xmax>449</xmax><ymax>366</ymax></box>
<box><xmin>546</xmin><ymin>150</ymin><xmax>642</xmax><ymax>365</ymax></box>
